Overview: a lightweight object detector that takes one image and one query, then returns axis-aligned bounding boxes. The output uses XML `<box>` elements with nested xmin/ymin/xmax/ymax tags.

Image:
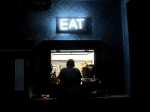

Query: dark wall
<box><xmin>0</xmin><ymin>50</ymin><xmax>33</xmax><ymax>100</ymax></box>
<box><xmin>2</xmin><ymin>0</ymin><xmax>126</xmax><ymax>97</ymax></box>
<box><xmin>127</xmin><ymin>0</ymin><xmax>149</xmax><ymax>83</ymax></box>
<box><xmin>127</xmin><ymin>0</ymin><xmax>150</xmax><ymax>97</ymax></box>
<box><xmin>9</xmin><ymin>0</ymin><xmax>123</xmax><ymax>43</ymax></box>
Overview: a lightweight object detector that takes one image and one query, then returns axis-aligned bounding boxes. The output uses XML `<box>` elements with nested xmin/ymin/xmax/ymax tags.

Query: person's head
<box><xmin>66</xmin><ymin>59</ymin><xmax>75</xmax><ymax>67</ymax></box>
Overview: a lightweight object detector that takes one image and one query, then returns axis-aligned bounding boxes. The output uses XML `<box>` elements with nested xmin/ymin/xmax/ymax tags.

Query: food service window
<box><xmin>51</xmin><ymin>50</ymin><xmax>95</xmax><ymax>77</ymax></box>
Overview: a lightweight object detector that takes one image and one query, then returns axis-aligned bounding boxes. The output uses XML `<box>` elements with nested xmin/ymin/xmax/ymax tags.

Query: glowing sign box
<box><xmin>56</xmin><ymin>17</ymin><xmax>91</xmax><ymax>33</ymax></box>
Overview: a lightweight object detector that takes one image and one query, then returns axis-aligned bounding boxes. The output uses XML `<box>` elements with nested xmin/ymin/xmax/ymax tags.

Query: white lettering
<box><xmin>76</xmin><ymin>19</ymin><xmax>85</xmax><ymax>29</ymax></box>
<box><xmin>59</xmin><ymin>18</ymin><xmax>85</xmax><ymax>30</ymax></box>
<box><xmin>69</xmin><ymin>19</ymin><xmax>78</xmax><ymax>29</ymax></box>
<box><xmin>60</xmin><ymin>19</ymin><xmax>68</xmax><ymax>30</ymax></box>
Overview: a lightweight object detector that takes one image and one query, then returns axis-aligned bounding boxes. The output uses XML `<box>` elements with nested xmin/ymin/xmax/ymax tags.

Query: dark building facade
<box><xmin>1</xmin><ymin>0</ymin><xmax>149</xmax><ymax>101</ymax></box>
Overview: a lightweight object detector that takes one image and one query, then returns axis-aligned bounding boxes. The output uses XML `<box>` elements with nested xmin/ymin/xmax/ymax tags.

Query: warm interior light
<box><xmin>71</xmin><ymin>53</ymin><xmax>88</xmax><ymax>55</ymax></box>
<box><xmin>53</xmin><ymin>53</ymin><xmax>70</xmax><ymax>55</ymax></box>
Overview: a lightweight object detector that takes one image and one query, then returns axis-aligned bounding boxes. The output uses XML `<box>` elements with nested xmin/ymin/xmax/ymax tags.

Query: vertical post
<box><xmin>15</xmin><ymin>59</ymin><xmax>24</xmax><ymax>91</ymax></box>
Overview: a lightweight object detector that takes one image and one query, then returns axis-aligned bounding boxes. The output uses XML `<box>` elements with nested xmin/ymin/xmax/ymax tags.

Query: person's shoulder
<box><xmin>73</xmin><ymin>67</ymin><xmax>80</xmax><ymax>70</ymax></box>
<box><xmin>60</xmin><ymin>67</ymin><xmax>67</xmax><ymax>71</ymax></box>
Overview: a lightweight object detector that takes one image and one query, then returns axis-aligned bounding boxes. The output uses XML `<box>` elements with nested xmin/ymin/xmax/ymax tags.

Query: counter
<box><xmin>49</xmin><ymin>78</ymin><xmax>105</xmax><ymax>98</ymax></box>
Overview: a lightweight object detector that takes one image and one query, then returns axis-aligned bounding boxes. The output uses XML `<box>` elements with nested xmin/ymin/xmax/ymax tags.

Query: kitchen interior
<box><xmin>51</xmin><ymin>50</ymin><xmax>94</xmax><ymax>77</ymax></box>
<box><xmin>30</xmin><ymin>49</ymin><xmax>109</xmax><ymax>99</ymax></box>
<box><xmin>48</xmin><ymin>49</ymin><xmax>105</xmax><ymax>98</ymax></box>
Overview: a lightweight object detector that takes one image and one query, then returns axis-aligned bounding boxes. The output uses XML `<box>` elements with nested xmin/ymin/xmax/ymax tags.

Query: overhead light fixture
<box><xmin>51</xmin><ymin>50</ymin><xmax>94</xmax><ymax>55</ymax></box>
<box><xmin>53</xmin><ymin>53</ymin><xmax>70</xmax><ymax>55</ymax></box>
<box><xmin>53</xmin><ymin>52</ymin><xmax>91</xmax><ymax>55</ymax></box>
<box><xmin>72</xmin><ymin>53</ymin><xmax>88</xmax><ymax>55</ymax></box>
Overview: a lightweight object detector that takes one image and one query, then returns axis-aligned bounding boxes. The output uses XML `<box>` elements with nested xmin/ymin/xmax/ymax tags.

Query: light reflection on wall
<box><xmin>20</xmin><ymin>0</ymin><xmax>122</xmax><ymax>42</ymax></box>
<box><xmin>48</xmin><ymin>1</ymin><xmax>93</xmax><ymax>40</ymax></box>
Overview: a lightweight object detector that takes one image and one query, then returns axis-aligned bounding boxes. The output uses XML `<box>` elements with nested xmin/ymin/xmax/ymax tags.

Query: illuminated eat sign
<box><xmin>56</xmin><ymin>17</ymin><xmax>91</xmax><ymax>33</ymax></box>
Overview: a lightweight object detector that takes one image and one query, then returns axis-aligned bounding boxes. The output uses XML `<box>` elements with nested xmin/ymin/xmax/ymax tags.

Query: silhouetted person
<box><xmin>37</xmin><ymin>61</ymin><xmax>52</xmax><ymax>95</ymax></box>
<box><xmin>58</xmin><ymin>59</ymin><xmax>82</xmax><ymax>100</ymax></box>
<box><xmin>42</xmin><ymin>62</ymin><xmax>52</xmax><ymax>94</ymax></box>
